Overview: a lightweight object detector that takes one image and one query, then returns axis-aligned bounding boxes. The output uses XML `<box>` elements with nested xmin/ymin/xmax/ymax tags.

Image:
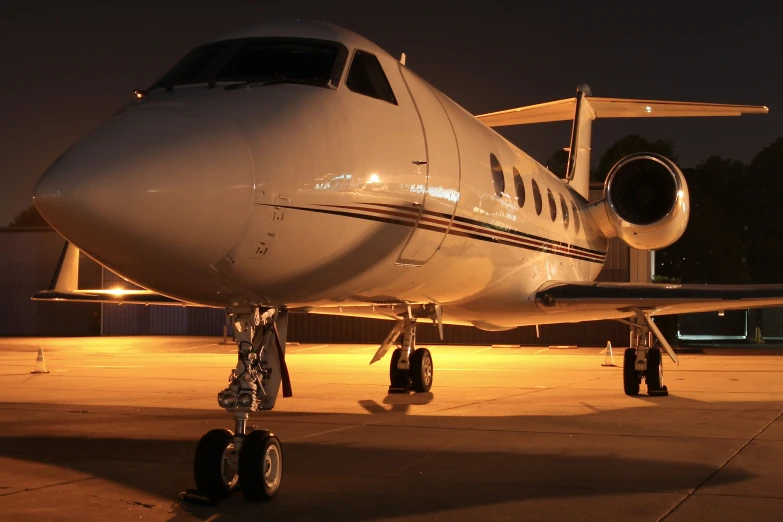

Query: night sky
<box><xmin>2</xmin><ymin>1</ymin><xmax>781</xmax><ymax>225</ymax></box>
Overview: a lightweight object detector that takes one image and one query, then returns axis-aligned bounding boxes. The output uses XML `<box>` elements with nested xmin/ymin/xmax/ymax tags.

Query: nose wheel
<box><xmin>238</xmin><ymin>430</ymin><xmax>283</xmax><ymax>501</ymax></box>
<box><xmin>194</xmin><ymin>429</ymin><xmax>239</xmax><ymax>499</ymax></box>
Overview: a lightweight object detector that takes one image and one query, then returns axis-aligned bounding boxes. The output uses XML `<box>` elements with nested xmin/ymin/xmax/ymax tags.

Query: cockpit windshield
<box><xmin>150</xmin><ymin>38</ymin><xmax>348</xmax><ymax>91</ymax></box>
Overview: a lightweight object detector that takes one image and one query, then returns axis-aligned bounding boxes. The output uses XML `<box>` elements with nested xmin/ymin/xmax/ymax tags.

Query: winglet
<box><xmin>49</xmin><ymin>241</ymin><xmax>79</xmax><ymax>292</ymax></box>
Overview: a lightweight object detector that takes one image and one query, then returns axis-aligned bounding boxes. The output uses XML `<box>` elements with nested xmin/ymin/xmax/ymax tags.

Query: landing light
<box><xmin>134</xmin><ymin>89</ymin><xmax>146</xmax><ymax>101</ymax></box>
<box><xmin>368</xmin><ymin>173</ymin><xmax>381</xmax><ymax>184</ymax></box>
<box><xmin>109</xmin><ymin>287</ymin><xmax>129</xmax><ymax>296</ymax></box>
<box><xmin>645</xmin><ymin>105</ymin><xmax>652</xmax><ymax>113</ymax></box>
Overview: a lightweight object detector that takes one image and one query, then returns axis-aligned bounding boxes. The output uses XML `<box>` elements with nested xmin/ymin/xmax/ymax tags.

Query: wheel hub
<box><xmin>422</xmin><ymin>356</ymin><xmax>433</xmax><ymax>385</ymax></box>
<box><xmin>221</xmin><ymin>443</ymin><xmax>239</xmax><ymax>488</ymax></box>
<box><xmin>264</xmin><ymin>444</ymin><xmax>281</xmax><ymax>490</ymax></box>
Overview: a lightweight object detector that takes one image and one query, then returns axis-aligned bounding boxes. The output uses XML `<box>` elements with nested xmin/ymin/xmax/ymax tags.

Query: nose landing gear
<box><xmin>192</xmin><ymin>307</ymin><xmax>290</xmax><ymax>502</ymax></box>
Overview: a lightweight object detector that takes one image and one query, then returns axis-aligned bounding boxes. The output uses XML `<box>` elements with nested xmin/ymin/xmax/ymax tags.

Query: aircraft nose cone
<box><xmin>34</xmin><ymin>107</ymin><xmax>254</xmax><ymax>273</ymax></box>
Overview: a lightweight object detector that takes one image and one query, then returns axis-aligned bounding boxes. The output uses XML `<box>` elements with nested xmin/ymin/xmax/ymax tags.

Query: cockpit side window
<box><xmin>346</xmin><ymin>50</ymin><xmax>398</xmax><ymax>105</ymax></box>
<box><xmin>150</xmin><ymin>38</ymin><xmax>348</xmax><ymax>91</ymax></box>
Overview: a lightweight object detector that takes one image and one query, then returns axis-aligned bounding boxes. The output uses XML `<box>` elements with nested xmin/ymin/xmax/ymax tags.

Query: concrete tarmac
<box><xmin>1</xmin><ymin>336</ymin><xmax>782</xmax><ymax>521</ymax></box>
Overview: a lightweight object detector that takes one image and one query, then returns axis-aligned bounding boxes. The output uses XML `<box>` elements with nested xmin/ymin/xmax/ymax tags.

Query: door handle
<box><xmin>412</xmin><ymin>160</ymin><xmax>428</xmax><ymax>166</ymax></box>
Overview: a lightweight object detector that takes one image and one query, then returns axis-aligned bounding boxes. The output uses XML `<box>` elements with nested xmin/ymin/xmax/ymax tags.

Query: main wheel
<box><xmin>623</xmin><ymin>348</ymin><xmax>640</xmax><ymax>396</ymax></box>
<box><xmin>389</xmin><ymin>348</ymin><xmax>409</xmax><ymax>391</ymax></box>
<box><xmin>238</xmin><ymin>430</ymin><xmax>283</xmax><ymax>501</ymax></box>
<box><xmin>194</xmin><ymin>428</ymin><xmax>238</xmax><ymax>499</ymax></box>
<box><xmin>646</xmin><ymin>347</ymin><xmax>663</xmax><ymax>391</ymax></box>
<box><xmin>409</xmin><ymin>348</ymin><xmax>433</xmax><ymax>393</ymax></box>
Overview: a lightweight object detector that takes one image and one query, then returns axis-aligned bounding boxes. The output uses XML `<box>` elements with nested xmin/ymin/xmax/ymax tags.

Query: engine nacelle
<box><xmin>590</xmin><ymin>153</ymin><xmax>689</xmax><ymax>250</ymax></box>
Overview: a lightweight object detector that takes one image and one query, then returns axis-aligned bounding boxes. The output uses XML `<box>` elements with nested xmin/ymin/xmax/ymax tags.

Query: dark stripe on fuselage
<box><xmin>316</xmin><ymin>203</ymin><xmax>605</xmax><ymax>262</ymax></box>
<box><xmin>259</xmin><ymin>203</ymin><xmax>606</xmax><ymax>265</ymax></box>
<box><xmin>360</xmin><ymin>202</ymin><xmax>607</xmax><ymax>257</ymax></box>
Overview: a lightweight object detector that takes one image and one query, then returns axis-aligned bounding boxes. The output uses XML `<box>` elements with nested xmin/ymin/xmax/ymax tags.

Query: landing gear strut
<box><xmin>622</xmin><ymin>311</ymin><xmax>678</xmax><ymax>397</ymax></box>
<box><xmin>192</xmin><ymin>307</ymin><xmax>290</xmax><ymax>501</ymax></box>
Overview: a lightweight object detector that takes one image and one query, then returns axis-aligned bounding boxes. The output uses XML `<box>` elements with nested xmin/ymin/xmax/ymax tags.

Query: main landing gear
<box><xmin>622</xmin><ymin>311</ymin><xmax>679</xmax><ymax>397</ymax></box>
<box><xmin>192</xmin><ymin>307</ymin><xmax>291</xmax><ymax>502</ymax></box>
<box><xmin>371</xmin><ymin>317</ymin><xmax>434</xmax><ymax>394</ymax></box>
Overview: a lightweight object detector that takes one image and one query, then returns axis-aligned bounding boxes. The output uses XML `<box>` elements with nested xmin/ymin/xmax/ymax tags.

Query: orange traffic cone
<box><xmin>31</xmin><ymin>348</ymin><xmax>49</xmax><ymax>374</ymax></box>
<box><xmin>601</xmin><ymin>341</ymin><xmax>616</xmax><ymax>367</ymax></box>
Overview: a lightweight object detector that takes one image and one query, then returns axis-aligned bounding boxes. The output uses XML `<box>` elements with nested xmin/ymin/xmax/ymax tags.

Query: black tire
<box><xmin>646</xmin><ymin>347</ymin><xmax>663</xmax><ymax>390</ymax></box>
<box><xmin>238</xmin><ymin>430</ymin><xmax>283</xmax><ymax>501</ymax></box>
<box><xmin>389</xmin><ymin>348</ymin><xmax>409</xmax><ymax>390</ymax></box>
<box><xmin>194</xmin><ymin>428</ymin><xmax>237</xmax><ymax>499</ymax></box>
<box><xmin>409</xmin><ymin>348</ymin><xmax>433</xmax><ymax>393</ymax></box>
<box><xmin>623</xmin><ymin>348</ymin><xmax>640</xmax><ymax>396</ymax></box>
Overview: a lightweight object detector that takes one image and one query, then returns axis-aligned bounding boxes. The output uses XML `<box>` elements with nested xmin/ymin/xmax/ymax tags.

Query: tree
<box><xmin>8</xmin><ymin>205</ymin><xmax>49</xmax><ymax>227</ymax></box>
<box><xmin>592</xmin><ymin>135</ymin><xmax>678</xmax><ymax>182</ymax></box>
<box><xmin>744</xmin><ymin>138</ymin><xmax>783</xmax><ymax>283</ymax></box>
<box><xmin>655</xmin><ymin>157</ymin><xmax>750</xmax><ymax>284</ymax></box>
<box><xmin>545</xmin><ymin>149</ymin><xmax>569</xmax><ymax>179</ymax></box>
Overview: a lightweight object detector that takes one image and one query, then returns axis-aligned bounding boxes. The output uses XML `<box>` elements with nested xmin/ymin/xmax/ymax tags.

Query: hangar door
<box><xmin>396</xmin><ymin>66</ymin><xmax>461</xmax><ymax>266</ymax></box>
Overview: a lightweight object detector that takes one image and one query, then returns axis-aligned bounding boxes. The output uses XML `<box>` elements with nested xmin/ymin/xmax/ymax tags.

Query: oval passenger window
<box><xmin>513</xmin><ymin>168</ymin><xmax>525</xmax><ymax>208</ymax></box>
<box><xmin>490</xmin><ymin>154</ymin><xmax>505</xmax><ymax>197</ymax></box>
<box><xmin>532</xmin><ymin>178</ymin><xmax>543</xmax><ymax>215</ymax></box>
<box><xmin>547</xmin><ymin>188</ymin><xmax>557</xmax><ymax>222</ymax></box>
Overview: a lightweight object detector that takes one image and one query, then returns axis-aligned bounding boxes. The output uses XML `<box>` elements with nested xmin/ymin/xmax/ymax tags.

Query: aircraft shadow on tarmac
<box><xmin>0</xmin><ymin>394</ymin><xmax>770</xmax><ymax>522</ymax></box>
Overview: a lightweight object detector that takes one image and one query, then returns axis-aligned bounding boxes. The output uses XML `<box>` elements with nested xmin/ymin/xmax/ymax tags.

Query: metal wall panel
<box><xmin>0</xmin><ymin>228</ymin><xmax>100</xmax><ymax>336</ymax></box>
<box><xmin>761</xmin><ymin>308</ymin><xmax>783</xmax><ymax>339</ymax></box>
<box><xmin>102</xmin><ymin>304</ymin><xmax>150</xmax><ymax>335</ymax></box>
<box><xmin>287</xmin><ymin>313</ymin><xmax>629</xmax><ymax>347</ymax></box>
<box><xmin>150</xmin><ymin>307</ymin><xmax>189</xmax><ymax>335</ymax></box>
<box><xmin>187</xmin><ymin>307</ymin><xmax>228</xmax><ymax>336</ymax></box>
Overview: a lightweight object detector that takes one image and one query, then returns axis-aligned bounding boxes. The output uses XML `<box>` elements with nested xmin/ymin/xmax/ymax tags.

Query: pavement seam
<box><xmin>0</xmin><ymin>476</ymin><xmax>98</xmax><ymax>498</ymax></box>
<box><xmin>425</xmin><ymin>377</ymin><xmax>602</xmax><ymax>415</ymax></box>
<box><xmin>658</xmin><ymin>408</ymin><xmax>783</xmax><ymax>522</ymax></box>
<box><xmin>697</xmin><ymin>491</ymin><xmax>783</xmax><ymax>501</ymax></box>
<box><xmin>358</xmin><ymin>422</ymin><xmax>766</xmax><ymax>441</ymax></box>
<box><xmin>0</xmin><ymin>461</ymin><xmax>164</xmax><ymax>499</ymax></box>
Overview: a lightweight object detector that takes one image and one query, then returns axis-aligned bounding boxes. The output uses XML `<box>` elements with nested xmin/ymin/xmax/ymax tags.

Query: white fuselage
<box><xmin>33</xmin><ymin>21</ymin><xmax>608</xmax><ymax>329</ymax></box>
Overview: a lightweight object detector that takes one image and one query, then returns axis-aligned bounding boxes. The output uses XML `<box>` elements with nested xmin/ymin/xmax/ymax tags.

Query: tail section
<box><xmin>476</xmin><ymin>87</ymin><xmax>768</xmax><ymax>199</ymax></box>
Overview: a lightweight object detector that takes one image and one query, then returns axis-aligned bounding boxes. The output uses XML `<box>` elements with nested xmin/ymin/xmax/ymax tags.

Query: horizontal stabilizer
<box><xmin>477</xmin><ymin>97</ymin><xmax>769</xmax><ymax>127</ymax></box>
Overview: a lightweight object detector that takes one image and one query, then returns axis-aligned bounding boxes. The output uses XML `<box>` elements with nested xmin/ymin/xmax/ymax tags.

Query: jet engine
<box><xmin>590</xmin><ymin>153</ymin><xmax>689</xmax><ymax>250</ymax></box>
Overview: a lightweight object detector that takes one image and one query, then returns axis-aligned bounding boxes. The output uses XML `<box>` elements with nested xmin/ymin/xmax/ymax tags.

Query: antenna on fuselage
<box><xmin>400</xmin><ymin>52</ymin><xmax>407</xmax><ymax>66</ymax></box>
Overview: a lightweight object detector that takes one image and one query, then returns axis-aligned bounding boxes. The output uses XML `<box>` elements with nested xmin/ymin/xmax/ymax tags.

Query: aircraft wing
<box><xmin>476</xmin><ymin>97</ymin><xmax>769</xmax><ymax>127</ymax></box>
<box><xmin>535</xmin><ymin>282</ymin><xmax>783</xmax><ymax>318</ymax></box>
<box><xmin>32</xmin><ymin>289</ymin><xmax>189</xmax><ymax>305</ymax></box>
<box><xmin>32</xmin><ymin>241</ymin><xmax>196</xmax><ymax>307</ymax></box>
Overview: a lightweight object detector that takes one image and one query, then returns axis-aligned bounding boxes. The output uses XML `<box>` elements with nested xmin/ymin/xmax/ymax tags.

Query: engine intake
<box><xmin>591</xmin><ymin>153</ymin><xmax>689</xmax><ymax>250</ymax></box>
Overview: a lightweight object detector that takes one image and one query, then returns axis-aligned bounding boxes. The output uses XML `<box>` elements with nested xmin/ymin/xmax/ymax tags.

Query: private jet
<box><xmin>32</xmin><ymin>20</ymin><xmax>779</xmax><ymax>501</ymax></box>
